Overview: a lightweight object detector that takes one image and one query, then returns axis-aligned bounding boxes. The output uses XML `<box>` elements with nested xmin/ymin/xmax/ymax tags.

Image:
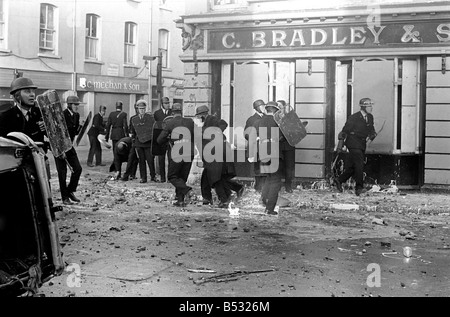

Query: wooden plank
<box><xmin>427</xmin><ymin>56</ymin><xmax>450</xmax><ymax>71</ymax></box>
<box><xmin>295</xmin><ymin>149</ymin><xmax>324</xmax><ymax>164</ymax></box>
<box><xmin>425</xmin><ymin>169</ymin><xmax>450</xmax><ymax>185</ymax></box>
<box><xmin>426</xmin><ymin>104</ymin><xmax>450</xmax><ymax>120</ymax></box>
<box><xmin>426</xmin><ymin>121</ymin><xmax>450</xmax><ymax>137</ymax></box>
<box><xmin>295</xmin><ymin>87</ymin><xmax>326</xmax><ymax>103</ymax></box>
<box><xmin>295</xmin><ymin>163</ymin><xmax>324</xmax><ymax>178</ymax></box>
<box><xmin>425</xmin><ymin>137</ymin><xmax>450</xmax><ymax>153</ymax></box>
<box><xmin>426</xmin><ymin>88</ymin><xmax>450</xmax><ymax>103</ymax></box>
<box><xmin>427</xmin><ymin>71</ymin><xmax>450</xmax><ymax>87</ymax></box>
<box><xmin>425</xmin><ymin>154</ymin><xmax>450</xmax><ymax>169</ymax></box>
<box><xmin>295</xmin><ymin>103</ymin><xmax>326</xmax><ymax>118</ymax></box>
<box><xmin>296</xmin><ymin>59</ymin><xmax>326</xmax><ymax>72</ymax></box>
<box><xmin>295</xmin><ymin>134</ymin><xmax>324</xmax><ymax>149</ymax></box>
<box><xmin>295</xmin><ymin>73</ymin><xmax>326</xmax><ymax>88</ymax></box>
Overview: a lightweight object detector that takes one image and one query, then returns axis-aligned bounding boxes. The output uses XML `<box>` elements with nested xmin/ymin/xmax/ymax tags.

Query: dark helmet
<box><xmin>67</xmin><ymin>95</ymin><xmax>80</xmax><ymax>105</ymax></box>
<box><xmin>359</xmin><ymin>97</ymin><xmax>374</xmax><ymax>108</ymax></box>
<box><xmin>115</xmin><ymin>101</ymin><xmax>123</xmax><ymax>110</ymax></box>
<box><xmin>265</xmin><ymin>101</ymin><xmax>280</xmax><ymax>111</ymax></box>
<box><xmin>252</xmin><ymin>99</ymin><xmax>265</xmax><ymax>110</ymax></box>
<box><xmin>195</xmin><ymin>105</ymin><xmax>209</xmax><ymax>116</ymax></box>
<box><xmin>10</xmin><ymin>77</ymin><xmax>37</xmax><ymax>95</ymax></box>
<box><xmin>117</xmin><ymin>141</ymin><xmax>128</xmax><ymax>155</ymax></box>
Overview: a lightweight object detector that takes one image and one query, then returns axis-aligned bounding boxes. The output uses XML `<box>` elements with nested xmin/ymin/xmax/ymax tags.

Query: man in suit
<box><xmin>334</xmin><ymin>97</ymin><xmax>377</xmax><ymax>196</ymax></box>
<box><xmin>157</xmin><ymin>103</ymin><xmax>195</xmax><ymax>206</ymax></box>
<box><xmin>53</xmin><ymin>95</ymin><xmax>83</xmax><ymax>205</ymax></box>
<box><xmin>153</xmin><ymin>96</ymin><xmax>173</xmax><ymax>182</ymax></box>
<box><xmin>195</xmin><ymin>105</ymin><xmax>244</xmax><ymax>208</ymax></box>
<box><xmin>244</xmin><ymin>99</ymin><xmax>266</xmax><ymax>192</ymax></box>
<box><xmin>121</xmin><ymin>103</ymin><xmax>139</xmax><ymax>181</ymax></box>
<box><xmin>130</xmin><ymin>99</ymin><xmax>156</xmax><ymax>183</ymax></box>
<box><xmin>87</xmin><ymin>105</ymin><xmax>107</xmax><ymax>167</ymax></box>
<box><xmin>105</xmin><ymin>101</ymin><xmax>128</xmax><ymax>179</ymax></box>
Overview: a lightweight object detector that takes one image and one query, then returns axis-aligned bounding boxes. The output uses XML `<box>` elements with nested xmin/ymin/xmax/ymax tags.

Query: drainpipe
<box><xmin>148</xmin><ymin>0</ymin><xmax>153</xmax><ymax>109</ymax></box>
<box><xmin>72</xmin><ymin>0</ymin><xmax>77</xmax><ymax>92</ymax></box>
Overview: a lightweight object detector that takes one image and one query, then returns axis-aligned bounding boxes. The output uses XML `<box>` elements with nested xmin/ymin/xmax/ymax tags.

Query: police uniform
<box><xmin>244</xmin><ymin>99</ymin><xmax>266</xmax><ymax>192</ymax></box>
<box><xmin>196</xmin><ymin>105</ymin><xmax>244</xmax><ymax>208</ymax></box>
<box><xmin>157</xmin><ymin>103</ymin><xmax>194</xmax><ymax>206</ymax></box>
<box><xmin>105</xmin><ymin>101</ymin><xmax>128</xmax><ymax>177</ymax></box>
<box><xmin>258</xmin><ymin>101</ymin><xmax>284</xmax><ymax>215</ymax></box>
<box><xmin>87</xmin><ymin>108</ymin><xmax>106</xmax><ymax>166</ymax></box>
<box><xmin>54</xmin><ymin>96</ymin><xmax>83</xmax><ymax>204</ymax></box>
<box><xmin>130</xmin><ymin>101</ymin><xmax>156</xmax><ymax>183</ymax></box>
<box><xmin>336</xmin><ymin>98</ymin><xmax>377</xmax><ymax>196</ymax></box>
<box><xmin>153</xmin><ymin>97</ymin><xmax>173</xmax><ymax>182</ymax></box>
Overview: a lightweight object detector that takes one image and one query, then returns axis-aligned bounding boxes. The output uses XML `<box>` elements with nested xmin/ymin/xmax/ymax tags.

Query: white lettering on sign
<box><xmin>437</xmin><ymin>23</ymin><xmax>450</xmax><ymax>42</ymax></box>
<box><xmin>80</xmin><ymin>78</ymin><xmax>141</xmax><ymax>91</ymax></box>
<box><xmin>220</xmin><ymin>23</ymin><xmax>450</xmax><ymax>50</ymax></box>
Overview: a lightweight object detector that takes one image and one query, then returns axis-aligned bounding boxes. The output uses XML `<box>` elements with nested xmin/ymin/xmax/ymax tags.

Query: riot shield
<box><xmin>75</xmin><ymin>111</ymin><xmax>92</xmax><ymax>146</ymax></box>
<box><xmin>36</xmin><ymin>90</ymin><xmax>72</xmax><ymax>157</ymax></box>
<box><xmin>273</xmin><ymin>105</ymin><xmax>307</xmax><ymax>147</ymax></box>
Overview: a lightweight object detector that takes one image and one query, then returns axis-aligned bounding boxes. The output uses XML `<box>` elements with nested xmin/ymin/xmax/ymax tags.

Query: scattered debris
<box><xmin>193</xmin><ymin>269</ymin><xmax>276</xmax><ymax>285</ymax></box>
<box><xmin>380</xmin><ymin>241</ymin><xmax>392</xmax><ymax>248</ymax></box>
<box><xmin>371</xmin><ymin>217</ymin><xmax>386</xmax><ymax>225</ymax></box>
<box><xmin>330</xmin><ymin>203</ymin><xmax>359</xmax><ymax>211</ymax></box>
<box><xmin>187</xmin><ymin>268</ymin><xmax>217</xmax><ymax>273</ymax></box>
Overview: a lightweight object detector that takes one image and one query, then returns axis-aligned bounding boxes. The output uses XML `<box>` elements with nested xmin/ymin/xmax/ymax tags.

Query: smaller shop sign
<box><xmin>77</xmin><ymin>74</ymin><xmax>148</xmax><ymax>94</ymax></box>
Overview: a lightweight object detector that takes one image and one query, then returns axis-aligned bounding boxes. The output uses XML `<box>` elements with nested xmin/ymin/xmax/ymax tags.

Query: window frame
<box><xmin>124</xmin><ymin>21</ymin><xmax>137</xmax><ymax>65</ymax></box>
<box><xmin>85</xmin><ymin>13</ymin><xmax>100</xmax><ymax>60</ymax></box>
<box><xmin>158</xmin><ymin>29</ymin><xmax>169</xmax><ymax>69</ymax></box>
<box><xmin>39</xmin><ymin>3</ymin><xmax>58</xmax><ymax>55</ymax></box>
<box><xmin>0</xmin><ymin>0</ymin><xmax>6</xmax><ymax>50</ymax></box>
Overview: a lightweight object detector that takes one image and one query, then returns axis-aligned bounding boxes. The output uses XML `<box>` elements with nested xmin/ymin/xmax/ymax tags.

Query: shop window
<box><xmin>212</xmin><ymin>0</ymin><xmax>246</xmax><ymax>10</ymax></box>
<box><xmin>335</xmin><ymin>58</ymin><xmax>421</xmax><ymax>155</ymax></box>
<box><xmin>124</xmin><ymin>22</ymin><xmax>137</xmax><ymax>65</ymax></box>
<box><xmin>39</xmin><ymin>3</ymin><xmax>58</xmax><ymax>55</ymax></box>
<box><xmin>85</xmin><ymin>14</ymin><xmax>100</xmax><ymax>60</ymax></box>
<box><xmin>0</xmin><ymin>0</ymin><xmax>6</xmax><ymax>50</ymax></box>
<box><xmin>158</xmin><ymin>29</ymin><xmax>169</xmax><ymax>68</ymax></box>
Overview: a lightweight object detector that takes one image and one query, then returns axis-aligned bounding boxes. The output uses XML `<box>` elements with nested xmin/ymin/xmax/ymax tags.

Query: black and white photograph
<box><xmin>0</xmin><ymin>0</ymin><xmax>450</xmax><ymax>303</ymax></box>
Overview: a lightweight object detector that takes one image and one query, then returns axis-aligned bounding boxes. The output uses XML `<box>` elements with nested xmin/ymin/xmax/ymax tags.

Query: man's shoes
<box><xmin>96</xmin><ymin>163</ymin><xmax>106</xmax><ymax>166</ymax></box>
<box><xmin>87</xmin><ymin>163</ymin><xmax>95</xmax><ymax>167</ymax></box>
<box><xmin>173</xmin><ymin>200</ymin><xmax>186</xmax><ymax>207</ymax></box>
<box><xmin>62</xmin><ymin>198</ymin><xmax>73</xmax><ymax>205</ymax></box>
<box><xmin>334</xmin><ymin>179</ymin><xmax>343</xmax><ymax>192</ymax></box>
<box><xmin>129</xmin><ymin>176</ymin><xmax>136</xmax><ymax>180</ymax></box>
<box><xmin>202</xmin><ymin>199</ymin><xmax>213</xmax><ymax>205</ymax></box>
<box><xmin>218</xmin><ymin>201</ymin><xmax>229</xmax><ymax>208</ymax></box>
<box><xmin>184</xmin><ymin>189</ymin><xmax>194</xmax><ymax>204</ymax></box>
<box><xmin>355</xmin><ymin>188</ymin><xmax>365</xmax><ymax>196</ymax></box>
<box><xmin>151</xmin><ymin>177</ymin><xmax>157</xmax><ymax>182</ymax></box>
<box><xmin>265</xmin><ymin>209</ymin><xmax>278</xmax><ymax>216</ymax></box>
<box><xmin>161</xmin><ymin>178</ymin><xmax>166</xmax><ymax>183</ymax></box>
<box><xmin>237</xmin><ymin>186</ymin><xmax>245</xmax><ymax>199</ymax></box>
<box><xmin>68</xmin><ymin>192</ymin><xmax>80</xmax><ymax>203</ymax></box>
<box><xmin>120</xmin><ymin>176</ymin><xmax>129</xmax><ymax>181</ymax></box>
<box><xmin>140</xmin><ymin>179</ymin><xmax>147</xmax><ymax>183</ymax></box>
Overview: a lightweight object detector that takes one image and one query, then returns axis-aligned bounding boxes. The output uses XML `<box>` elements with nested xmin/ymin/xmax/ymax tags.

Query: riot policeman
<box><xmin>157</xmin><ymin>103</ymin><xmax>195</xmax><ymax>207</ymax></box>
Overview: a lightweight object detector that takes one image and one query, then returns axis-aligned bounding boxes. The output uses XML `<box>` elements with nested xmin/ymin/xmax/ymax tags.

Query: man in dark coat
<box><xmin>87</xmin><ymin>105</ymin><xmax>107</xmax><ymax>166</ymax></box>
<box><xmin>258</xmin><ymin>101</ymin><xmax>285</xmax><ymax>215</ymax></box>
<box><xmin>105</xmin><ymin>101</ymin><xmax>128</xmax><ymax>179</ymax></box>
<box><xmin>121</xmin><ymin>103</ymin><xmax>139</xmax><ymax>181</ymax></box>
<box><xmin>244</xmin><ymin>99</ymin><xmax>266</xmax><ymax>192</ymax></box>
<box><xmin>157</xmin><ymin>103</ymin><xmax>195</xmax><ymax>206</ymax></box>
<box><xmin>53</xmin><ymin>95</ymin><xmax>83</xmax><ymax>205</ymax></box>
<box><xmin>153</xmin><ymin>96</ymin><xmax>173</xmax><ymax>182</ymax></box>
<box><xmin>0</xmin><ymin>77</ymin><xmax>46</xmax><ymax>145</ymax></box>
<box><xmin>276</xmin><ymin>100</ymin><xmax>296</xmax><ymax>193</ymax></box>
<box><xmin>110</xmin><ymin>136</ymin><xmax>134</xmax><ymax>179</ymax></box>
<box><xmin>130</xmin><ymin>100</ymin><xmax>156</xmax><ymax>183</ymax></box>
<box><xmin>334</xmin><ymin>97</ymin><xmax>377</xmax><ymax>196</ymax></box>
<box><xmin>195</xmin><ymin>105</ymin><xmax>244</xmax><ymax>208</ymax></box>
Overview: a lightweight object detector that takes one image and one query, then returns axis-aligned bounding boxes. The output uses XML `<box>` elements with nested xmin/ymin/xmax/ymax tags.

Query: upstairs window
<box><xmin>39</xmin><ymin>3</ymin><xmax>57</xmax><ymax>54</ymax></box>
<box><xmin>85</xmin><ymin>14</ymin><xmax>100</xmax><ymax>60</ymax></box>
<box><xmin>212</xmin><ymin>0</ymin><xmax>246</xmax><ymax>10</ymax></box>
<box><xmin>0</xmin><ymin>0</ymin><xmax>5</xmax><ymax>49</ymax></box>
<box><xmin>124</xmin><ymin>22</ymin><xmax>137</xmax><ymax>64</ymax></box>
<box><xmin>158</xmin><ymin>29</ymin><xmax>169</xmax><ymax>68</ymax></box>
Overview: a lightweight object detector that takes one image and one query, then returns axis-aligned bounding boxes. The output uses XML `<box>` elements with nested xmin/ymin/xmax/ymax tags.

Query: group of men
<box><xmin>0</xmin><ymin>76</ymin><xmax>378</xmax><ymax>214</ymax></box>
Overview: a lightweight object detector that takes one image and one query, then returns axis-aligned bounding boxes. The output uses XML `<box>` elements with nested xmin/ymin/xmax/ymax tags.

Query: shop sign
<box><xmin>209</xmin><ymin>20</ymin><xmax>450</xmax><ymax>52</ymax></box>
<box><xmin>77</xmin><ymin>75</ymin><xmax>148</xmax><ymax>94</ymax></box>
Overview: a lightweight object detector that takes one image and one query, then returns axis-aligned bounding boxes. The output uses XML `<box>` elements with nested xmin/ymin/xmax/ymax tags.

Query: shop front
<box><xmin>180</xmin><ymin>4</ymin><xmax>450</xmax><ymax>187</ymax></box>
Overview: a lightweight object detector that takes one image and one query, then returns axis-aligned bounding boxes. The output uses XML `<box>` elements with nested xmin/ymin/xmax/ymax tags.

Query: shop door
<box><xmin>353</xmin><ymin>59</ymin><xmax>395</xmax><ymax>154</ymax></box>
<box><xmin>223</xmin><ymin>61</ymin><xmax>294</xmax><ymax>149</ymax></box>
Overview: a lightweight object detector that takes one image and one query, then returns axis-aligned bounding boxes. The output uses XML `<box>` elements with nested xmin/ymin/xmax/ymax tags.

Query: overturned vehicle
<box><xmin>0</xmin><ymin>132</ymin><xmax>64</xmax><ymax>296</ymax></box>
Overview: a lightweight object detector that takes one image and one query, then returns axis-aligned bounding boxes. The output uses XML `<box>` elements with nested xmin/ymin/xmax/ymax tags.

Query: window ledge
<box><xmin>38</xmin><ymin>53</ymin><xmax>61</xmax><ymax>59</ymax></box>
<box><xmin>124</xmin><ymin>64</ymin><xmax>139</xmax><ymax>69</ymax></box>
<box><xmin>84</xmin><ymin>59</ymin><xmax>104</xmax><ymax>65</ymax></box>
<box><xmin>0</xmin><ymin>49</ymin><xmax>11</xmax><ymax>53</ymax></box>
<box><xmin>159</xmin><ymin>6</ymin><xmax>172</xmax><ymax>12</ymax></box>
